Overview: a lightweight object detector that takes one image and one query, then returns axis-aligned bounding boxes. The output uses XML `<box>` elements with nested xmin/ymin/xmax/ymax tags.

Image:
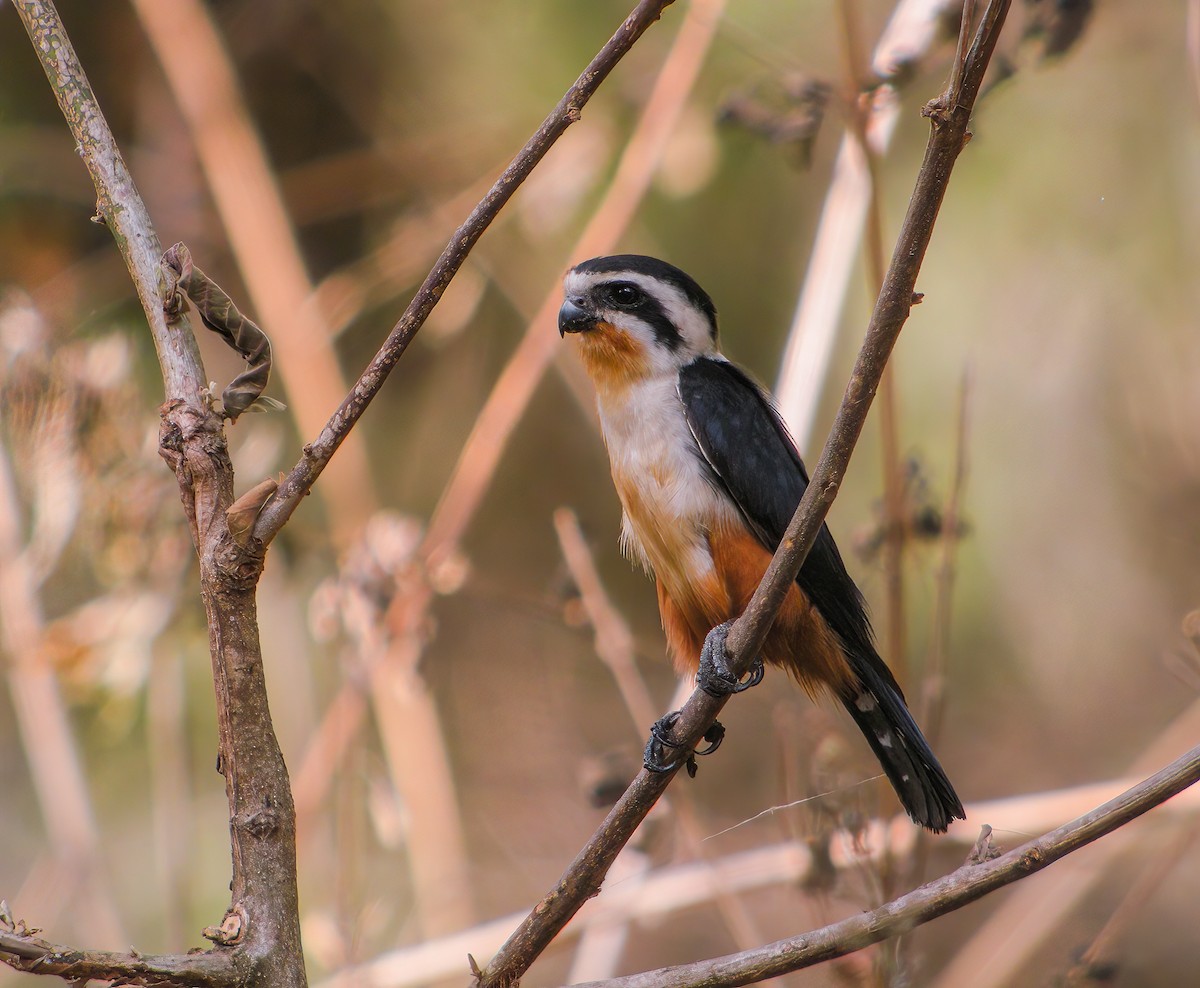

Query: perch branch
<box><xmin>252</xmin><ymin>0</ymin><xmax>680</xmax><ymax>544</ymax></box>
<box><xmin>569</xmin><ymin>743</ymin><xmax>1200</xmax><ymax>988</ymax></box>
<box><xmin>476</xmin><ymin>3</ymin><xmax>1011</xmax><ymax>984</ymax></box>
<box><xmin>725</xmin><ymin>0</ymin><xmax>1007</xmax><ymax>677</ymax></box>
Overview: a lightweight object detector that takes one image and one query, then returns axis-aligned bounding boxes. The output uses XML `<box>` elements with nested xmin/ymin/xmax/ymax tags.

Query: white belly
<box><xmin>596</xmin><ymin>377</ymin><xmax>736</xmax><ymax>594</ymax></box>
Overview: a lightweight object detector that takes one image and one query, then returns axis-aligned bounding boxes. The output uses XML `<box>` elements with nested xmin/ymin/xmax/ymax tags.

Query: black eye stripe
<box><xmin>590</xmin><ymin>279</ymin><xmax>684</xmax><ymax>350</ymax></box>
<box><xmin>570</xmin><ymin>254</ymin><xmax>718</xmax><ymax>342</ymax></box>
<box><xmin>621</xmin><ymin>292</ymin><xmax>682</xmax><ymax>351</ymax></box>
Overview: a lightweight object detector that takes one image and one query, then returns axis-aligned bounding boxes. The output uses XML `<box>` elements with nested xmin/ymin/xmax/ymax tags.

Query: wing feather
<box><xmin>677</xmin><ymin>356</ymin><xmax>880</xmax><ymax>669</ymax></box>
<box><xmin>678</xmin><ymin>356</ymin><xmax>964</xmax><ymax>831</ymax></box>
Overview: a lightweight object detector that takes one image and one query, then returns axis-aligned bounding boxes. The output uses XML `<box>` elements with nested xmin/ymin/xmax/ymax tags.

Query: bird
<box><xmin>558</xmin><ymin>254</ymin><xmax>965</xmax><ymax>833</ymax></box>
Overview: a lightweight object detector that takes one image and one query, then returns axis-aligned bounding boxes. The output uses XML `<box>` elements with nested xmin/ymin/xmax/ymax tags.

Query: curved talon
<box><xmin>694</xmin><ymin>720</ymin><xmax>725</xmax><ymax>756</ymax></box>
<box><xmin>730</xmin><ymin>656</ymin><xmax>765</xmax><ymax>694</ymax></box>
<box><xmin>697</xmin><ymin>620</ymin><xmax>765</xmax><ymax>697</ymax></box>
<box><xmin>643</xmin><ymin>714</ymin><xmax>726</xmax><ymax>775</ymax></box>
<box><xmin>644</xmin><ymin>713</ymin><xmax>686</xmax><ymax>773</ymax></box>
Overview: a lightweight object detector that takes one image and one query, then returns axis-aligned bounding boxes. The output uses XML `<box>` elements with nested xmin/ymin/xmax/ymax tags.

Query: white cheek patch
<box><xmin>655</xmin><ymin>286</ymin><xmax>715</xmax><ymax>355</ymax></box>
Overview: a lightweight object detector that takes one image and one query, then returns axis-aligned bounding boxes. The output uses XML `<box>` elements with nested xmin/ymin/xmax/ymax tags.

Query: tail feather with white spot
<box><xmin>839</xmin><ymin>656</ymin><xmax>964</xmax><ymax>833</ymax></box>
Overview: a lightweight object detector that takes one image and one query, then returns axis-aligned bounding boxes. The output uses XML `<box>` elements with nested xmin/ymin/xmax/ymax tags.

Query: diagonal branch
<box><xmin>567</xmin><ymin>743</ymin><xmax>1200</xmax><ymax>988</ymax></box>
<box><xmin>423</xmin><ymin>0</ymin><xmax>724</xmax><ymax>564</ymax></box>
<box><xmin>475</xmin><ymin>3</ymin><xmax>1012</xmax><ymax>984</ymax></box>
<box><xmin>724</xmin><ymin>0</ymin><xmax>1008</xmax><ymax>677</ymax></box>
<box><xmin>252</xmin><ymin>0</ymin><xmax>680</xmax><ymax>544</ymax></box>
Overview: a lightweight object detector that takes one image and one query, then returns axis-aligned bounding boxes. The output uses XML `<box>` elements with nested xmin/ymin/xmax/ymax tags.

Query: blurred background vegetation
<box><xmin>1</xmin><ymin>1</ymin><xmax>1199</xmax><ymax>985</ymax></box>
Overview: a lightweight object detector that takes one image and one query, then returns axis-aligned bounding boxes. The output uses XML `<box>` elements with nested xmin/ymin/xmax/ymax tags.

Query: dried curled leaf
<box><xmin>161</xmin><ymin>242</ymin><xmax>284</xmax><ymax>421</ymax></box>
<box><xmin>227</xmin><ymin>475</ymin><xmax>281</xmax><ymax>546</ymax></box>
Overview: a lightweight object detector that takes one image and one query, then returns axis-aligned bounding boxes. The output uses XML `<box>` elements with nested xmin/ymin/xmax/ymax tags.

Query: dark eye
<box><xmin>609</xmin><ymin>284</ymin><xmax>642</xmax><ymax>308</ymax></box>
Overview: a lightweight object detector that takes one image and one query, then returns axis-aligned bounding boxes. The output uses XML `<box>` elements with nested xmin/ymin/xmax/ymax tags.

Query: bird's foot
<box><xmin>696</xmin><ymin>620</ymin><xmax>764</xmax><ymax>697</ymax></box>
<box><xmin>643</xmin><ymin>712</ymin><xmax>725</xmax><ymax>778</ymax></box>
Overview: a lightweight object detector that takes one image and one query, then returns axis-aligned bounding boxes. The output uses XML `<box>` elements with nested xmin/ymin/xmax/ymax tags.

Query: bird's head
<box><xmin>559</xmin><ymin>255</ymin><xmax>718</xmax><ymax>391</ymax></box>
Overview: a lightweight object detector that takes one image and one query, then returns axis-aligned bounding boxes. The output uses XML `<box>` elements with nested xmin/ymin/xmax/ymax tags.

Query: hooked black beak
<box><xmin>558</xmin><ymin>297</ymin><xmax>595</xmax><ymax>337</ymax></box>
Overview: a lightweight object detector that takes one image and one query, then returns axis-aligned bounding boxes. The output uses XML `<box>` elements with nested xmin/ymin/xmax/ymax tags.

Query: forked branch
<box><xmin>4</xmin><ymin>1</ymin><xmax>685</xmax><ymax>985</ymax></box>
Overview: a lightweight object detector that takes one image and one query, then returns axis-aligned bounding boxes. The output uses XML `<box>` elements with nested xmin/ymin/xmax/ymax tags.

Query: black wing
<box><xmin>679</xmin><ymin>356</ymin><xmax>964</xmax><ymax>831</ymax></box>
<box><xmin>677</xmin><ymin>356</ymin><xmax>879</xmax><ymax>670</ymax></box>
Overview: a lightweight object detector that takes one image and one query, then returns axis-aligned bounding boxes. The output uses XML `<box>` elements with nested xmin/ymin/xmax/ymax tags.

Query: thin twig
<box><xmin>568</xmin><ymin>743</ymin><xmax>1200</xmax><ymax>988</ymax></box>
<box><xmin>906</xmin><ymin>369</ymin><xmax>971</xmax><ymax>894</ymax></box>
<box><xmin>476</xmin><ymin>5</ymin><xmax>1011</xmax><ymax>985</ymax></box>
<box><xmin>252</xmin><ymin>0</ymin><xmax>681</xmax><ymax>545</ymax></box>
<box><xmin>948</xmin><ymin>0</ymin><xmax>977</xmax><ymax>109</ymax></box>
<box><xmin>553</xmin><ymin>508</ymin><xmax>660</xmax><ymax>730</ymax></box>
<box><xmin>422</xmin><ymin>0</ymin><xmax>724</xmax><ymax>564</ymax></box>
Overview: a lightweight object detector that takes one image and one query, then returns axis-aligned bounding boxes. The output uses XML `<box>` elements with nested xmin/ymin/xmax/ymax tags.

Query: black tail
<box><xmin>839</xmin><ymin>655</ymin><xmax>965</xmax><ymax>833</ymax></box>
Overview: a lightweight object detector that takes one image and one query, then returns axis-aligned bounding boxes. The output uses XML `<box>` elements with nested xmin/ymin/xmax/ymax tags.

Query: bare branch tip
<box><xmin>201</xmin><ymin>906</ymin><xmax>246</xmax><ymax>947</ymax></box>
